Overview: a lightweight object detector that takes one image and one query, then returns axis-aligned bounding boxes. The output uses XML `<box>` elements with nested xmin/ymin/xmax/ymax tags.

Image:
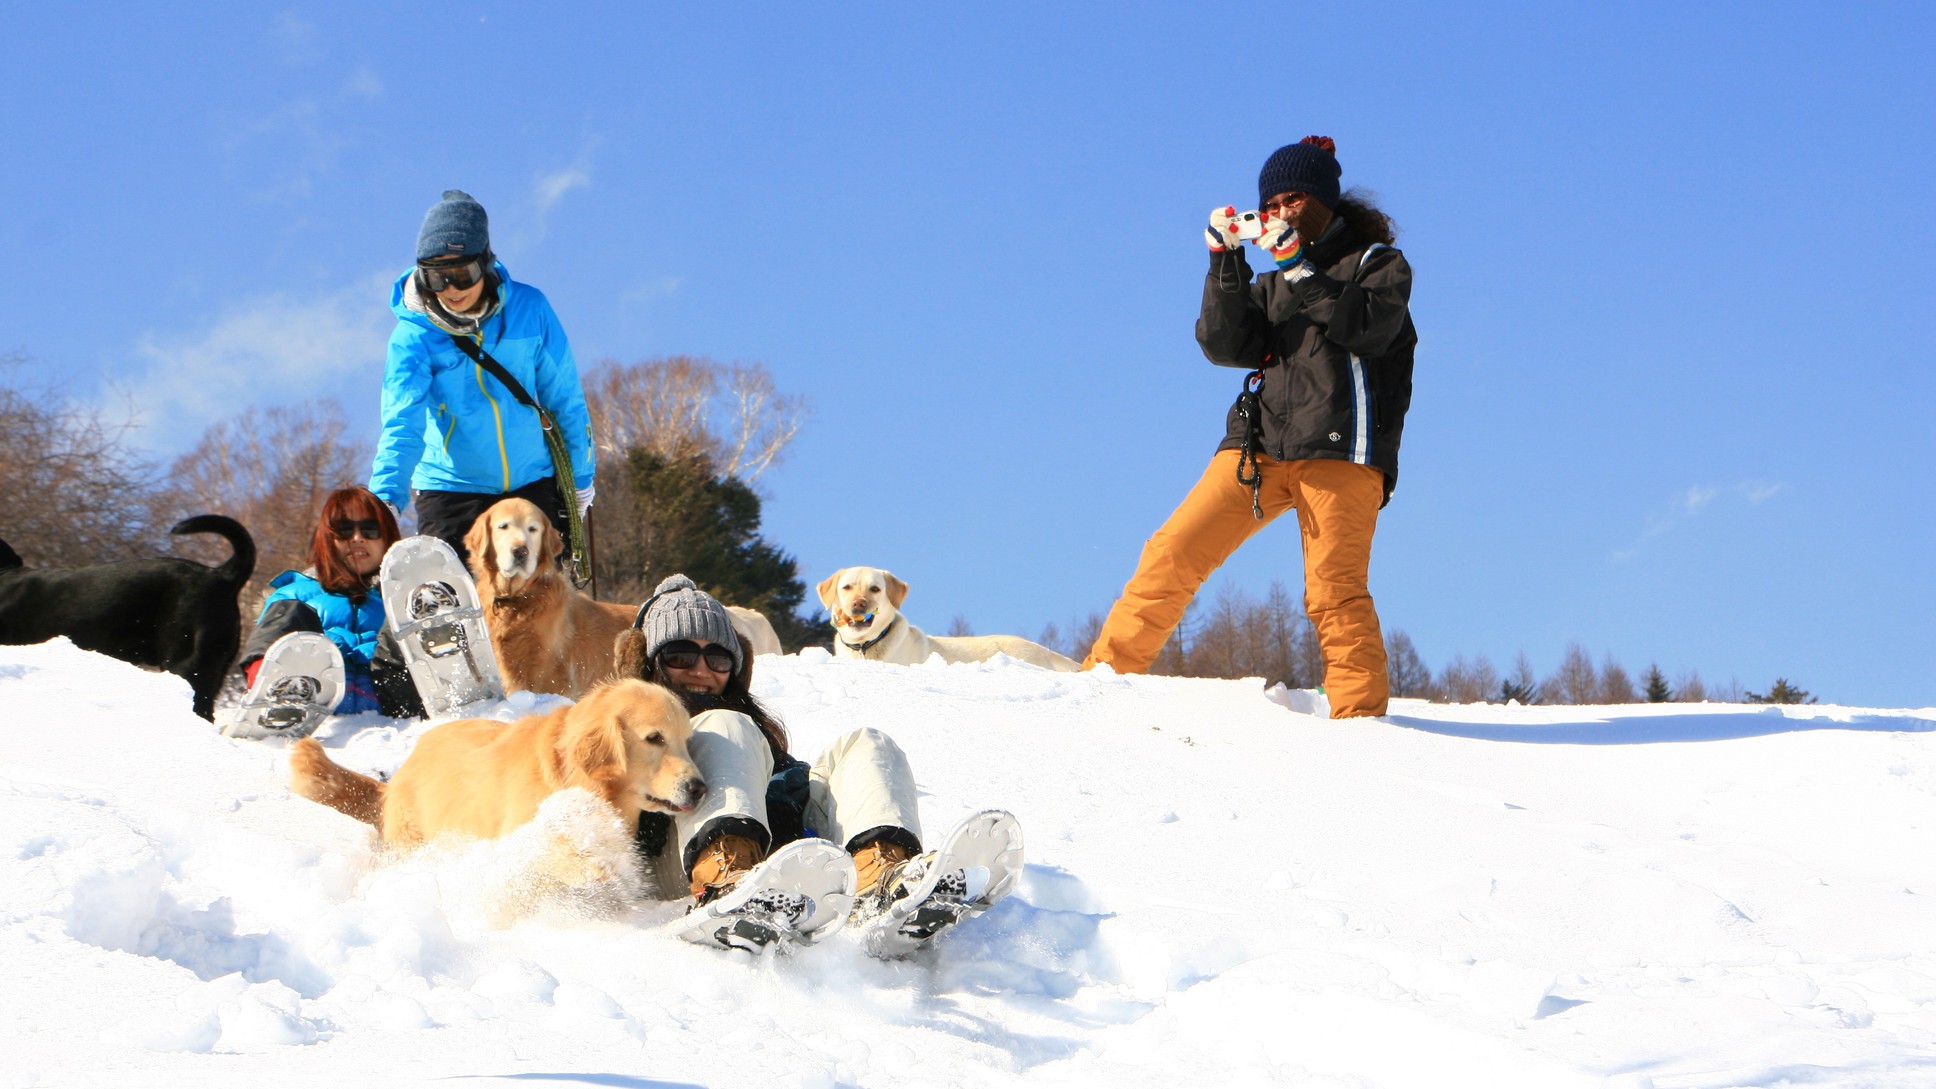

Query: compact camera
<box><xmin>1232</xmin><ymin>210</ymin><xmax>1265</xmax><ymax>240</ymax></box>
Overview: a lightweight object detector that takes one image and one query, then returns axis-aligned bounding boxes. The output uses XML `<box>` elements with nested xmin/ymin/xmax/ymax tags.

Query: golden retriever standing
<box><xmin>287</xmin><ymin>678</ymin><xmax>705</xmax><ymax>845</ymax></box>
<box><xmin>466</xmin><ymin>498</ymin><xmax>636</xmax><ymax>699</ymax></box>
<box><xmin>466</xmin><ymin>498</ymin><xmax>782</xmax><ymax>699</ymax></box>
<box><xmin>818</xmin><ymin>565</ymin><xmax>1080</xmax><ymax>671</ymax></box>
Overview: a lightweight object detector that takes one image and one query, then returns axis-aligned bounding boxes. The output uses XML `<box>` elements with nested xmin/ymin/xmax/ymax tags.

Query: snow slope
<box><xmin>2</xmin><ymin>638</ymin><xmax>1933</xmax><ymax>1089</ymax></box>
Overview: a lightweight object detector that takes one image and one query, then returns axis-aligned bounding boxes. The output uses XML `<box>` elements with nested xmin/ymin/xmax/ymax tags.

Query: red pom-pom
<box><xmin>1299</xmin><ymin>135</ymin><xmax>1337</xmax><ymax>155</ymax></box>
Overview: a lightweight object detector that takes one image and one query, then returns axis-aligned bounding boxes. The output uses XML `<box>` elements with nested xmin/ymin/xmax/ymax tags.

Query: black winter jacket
<box><xmin>1196</xmin><ymin>222</ymin><xmax>1416</xmax><ymax>503</ymax></box>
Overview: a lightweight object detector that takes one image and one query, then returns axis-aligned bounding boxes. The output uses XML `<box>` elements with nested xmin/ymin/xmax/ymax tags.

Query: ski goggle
<box><xmin>328</xmin><ymin>519</ymin><xmax>384</xmax><ymax>541</ymax></box>
<box><xmin>418</xmin><ymin>256</ymin><xmax>487</xmax><ymax>293</ymax></box>
<box><xmin>657</xmin><ymin>640</ymin><xmax>736</xmax><ymax>674</ymax></box>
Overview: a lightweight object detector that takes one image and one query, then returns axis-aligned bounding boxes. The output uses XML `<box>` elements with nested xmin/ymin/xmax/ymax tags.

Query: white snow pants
<box><xmin>669</xmin><ymin>709</ymin><xmax>922</xmax><ymax>863</ymax></box>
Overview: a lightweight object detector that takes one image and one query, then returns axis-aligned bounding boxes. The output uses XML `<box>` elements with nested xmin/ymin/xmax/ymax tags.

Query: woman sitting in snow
<box><xmin>227</xmin><ymin>486</ymin><xmax>424</xmax><ymax>731</ymax></box>
<box><xmin>617</xmin><ymin>574</ymin><xmax>1022</xmax><ymax>956</ymax></box>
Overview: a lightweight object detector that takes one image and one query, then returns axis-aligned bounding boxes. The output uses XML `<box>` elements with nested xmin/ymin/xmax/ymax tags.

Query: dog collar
<box><xmin>838</xmin><ymin>615</ymin><xmax>899</xmax><ymax>655</ymax></box>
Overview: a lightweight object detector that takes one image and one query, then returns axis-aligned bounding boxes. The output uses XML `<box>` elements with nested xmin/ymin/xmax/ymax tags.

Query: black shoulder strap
<box><xmin>449</xmin><ymin>335</ymin><xmax>540</xmax><ymax>411</ymax></box>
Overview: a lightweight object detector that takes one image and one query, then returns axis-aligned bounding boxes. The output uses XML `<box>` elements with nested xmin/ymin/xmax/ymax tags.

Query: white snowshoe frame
<box><xmin>860</xmin><ymin>808</ymin><xmax>1023</xmax><ymax>959</ymax></box>
<box><xmin>218</xmin><ymin>632</ymin><xmax>344</xmax><ymax>741</ymax></box>
<box><xmin>380</xmin><ymin>536</ymin><xmax>503</xmax><ymax>718</ymax></box>
<box><xmin>675</xmin><ymin>838</ymin><xmax>857</xmax><ymax>955</ymax></box>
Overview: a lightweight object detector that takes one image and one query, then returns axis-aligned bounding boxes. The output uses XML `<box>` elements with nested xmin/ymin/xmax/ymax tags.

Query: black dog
<box><xmin>0</xmin><ymin>515</ymin><xmax>256</xmax><ymax>720</ymax></box>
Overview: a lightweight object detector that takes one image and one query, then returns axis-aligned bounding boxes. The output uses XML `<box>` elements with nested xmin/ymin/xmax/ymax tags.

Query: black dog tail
<box><xmin>169</xmin><ymin>514</ymin><xmax>256</xmax><ymax>589</ymax></box>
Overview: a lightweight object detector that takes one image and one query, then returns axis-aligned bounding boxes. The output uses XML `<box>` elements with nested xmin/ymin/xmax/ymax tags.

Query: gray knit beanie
<box><xmin>633</xmin><ymin>575</ymin><xmax>743</xmax><ymax>675</ymax></box>
<box><xmin>416</xmin><ymin>189</ymin><xmax>491</xmax><ymax>261</ymax></box>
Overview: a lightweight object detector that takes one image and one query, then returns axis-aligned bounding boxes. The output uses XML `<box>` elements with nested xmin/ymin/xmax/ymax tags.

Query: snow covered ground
<box><xmin>3</xmin><ymin>637</ymin><xmax>1933</xmax><ymax>1089</ymax></box>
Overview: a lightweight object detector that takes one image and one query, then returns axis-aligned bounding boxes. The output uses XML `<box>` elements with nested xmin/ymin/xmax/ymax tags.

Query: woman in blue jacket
<box><xmin>369</xmin><ymin>189</ymin><xmax>595</xmax><ymax>567</ymax></box>
<box><xmin>238</xmin><ymin>486</ymin><xmax>421</xmax><ymax>717</ymax></box>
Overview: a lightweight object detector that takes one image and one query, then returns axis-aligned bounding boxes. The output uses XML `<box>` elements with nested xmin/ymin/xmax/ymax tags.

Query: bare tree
<box><xmin>152</xmin><ymin>402</ymin><xmax>372</xmax><ymax>615</ymax></box>
<box><xmin>583</xmin><ymin>356</ymin><xmax>807</xmax><ymax>483</ymax></box>
<box><xmin>1263</xmin><ymin>581</ymin><xmax>1320</xmax><ymax>690</ymax></box>
<box><xmin>1385</xmin><ymin>629</ymin><xmax>1433</xmax><ymax>699</ymax></box>
<box><xmin>1184</xmin><ymin>583</ymin><xmax>1255</xmax><ymax>679</ymax></box>
<box><xmin>1545</xmin><ymin>642</ymin><xmax>1599</xmax><ymax>705</ymax></box>
<box><xmin>0</xmin><ymin>353</ymin><xmax>159</xmax><ymax>564</ymax></box>
<box><xmin>1598</xmin><ymin>654</ymin><xmax>1638</xmax><ymax>704</ymax></box>
<box><xmin>1047</xmin><ymin>611</ymin><xmax>1106</xmax><ymax>662</ymax></box>
<box><xmin>1437</xmin><ymin>653</ymin><xmax>1501</xmax><ymax>704</ymax></box>
<box><xmin>947</xmin><ymin>613</ymin><xmax>975</xmax><ymax>637</ymax></box>
<box><xmin>1674</xmin><ymin>669</ymin><xmax>1708</xmax><ymax>703</ymax></box>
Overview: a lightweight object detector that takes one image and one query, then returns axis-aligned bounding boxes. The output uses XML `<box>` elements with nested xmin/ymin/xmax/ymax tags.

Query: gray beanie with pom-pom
<box><xmin>633</xmin><ymin>575</ymin><xmax>743</xmax><ymax>675</ymax></box>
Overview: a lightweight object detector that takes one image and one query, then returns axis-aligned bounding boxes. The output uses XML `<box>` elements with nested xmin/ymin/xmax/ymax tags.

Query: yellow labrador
<box><xmin>816</xmin><ymin>566</ymin><xmax>1078</xmax><ymax>671</ymax></box>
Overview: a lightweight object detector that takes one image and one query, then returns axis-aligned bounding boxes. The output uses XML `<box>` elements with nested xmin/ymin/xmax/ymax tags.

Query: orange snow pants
<box><xmin>1083</xmin><ymin>450</ymin><xmax>1390</xmax><ymax>718</ymax></box>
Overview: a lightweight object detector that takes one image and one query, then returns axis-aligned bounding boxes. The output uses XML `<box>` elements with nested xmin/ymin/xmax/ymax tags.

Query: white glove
<box><xmin>382</xmin><ymin>498</ymin><xmax>403</xmax><ymax>524</ymax></box>
<box><xmin>1258</xmin><ymin>221</ymin><xmax>1308</xmax><ymax>274</ymax></box>
<box><xmin>1205</xmin><ymin>206</ymin><xmax>1241</xmax><ymax>252</ymax></box>
<box><xmin>575</xmin><ymin>484</ymin><xmax>595</xmax><ymax>513</ymax></box>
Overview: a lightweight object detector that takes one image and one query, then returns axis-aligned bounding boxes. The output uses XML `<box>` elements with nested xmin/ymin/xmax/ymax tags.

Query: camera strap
<box><xmin>448</xmin><ymin>334</ymin><xmax>591</xmax><ymax>587</ymax></box>
<box><xmin>1234</xmin><ymin>368</ymin><xmax>1266</xmax><ymax>520</ymax></box>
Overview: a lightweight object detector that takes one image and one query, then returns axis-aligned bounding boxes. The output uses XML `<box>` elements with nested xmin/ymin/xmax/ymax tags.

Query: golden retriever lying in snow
<box><xmin>818</xmin><ymin>565</ymin><xmax>1079</xmax><ymax>671</ymax></box>
<box><xmin>287</xmin><ymin>678</ymin><xmax>705</xmax><ymax>846</ymax></box>
<box><xmin>465</xmin><ymin>498</ymin><xmax>781</xmax><ymax>699</ymax></box>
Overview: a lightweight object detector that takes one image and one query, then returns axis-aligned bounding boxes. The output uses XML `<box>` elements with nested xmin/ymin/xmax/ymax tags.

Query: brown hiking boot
<box><xmin>688</xmin><ymin>832</ymin><xmax>762</xmax><ymax>902</ymax></box>
<box><xmin>852</xmin><ymin>838</ymin><xmax>915</xmax><ymax>897</ymax></box>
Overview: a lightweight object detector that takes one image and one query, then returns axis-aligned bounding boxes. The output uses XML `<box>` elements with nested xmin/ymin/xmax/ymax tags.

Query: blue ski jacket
<box><xmin>369</xmin><ymin>261</ymin><xmax>594</xmax><ymax>511</ymax></box>
<box><xmin>241</xmin><ymin>570</ymin><xmax>388</xmax><ymax>714</ymax></box>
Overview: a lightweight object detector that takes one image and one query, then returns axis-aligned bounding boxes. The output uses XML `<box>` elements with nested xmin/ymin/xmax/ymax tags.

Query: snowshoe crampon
<box><xmin>675</xmin><ymin>838</ymin><xmax>857</xmax><ymax>954</ymax></box>
<box><xmin>379</xmin><ymin>536</ymin><xmax>503</xmax><ymax>718</ymax></box>
<box><xmin>218</xmin><ymin>632</ymin><xmax>344</xmax><ymax>740</ymax></box>
<box><xmin>858</xmin><ymin>808</ymin><xmax>1023</xmax><ymax>959</ymax></box>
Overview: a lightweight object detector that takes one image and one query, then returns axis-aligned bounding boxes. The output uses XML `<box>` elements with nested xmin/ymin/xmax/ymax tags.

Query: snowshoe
<box><xmin>218</xmin><ymin>632</ymin><xmax>343</xmax><ymax>740</ymax></box>
<box><xmin>856</xmin><ymin>809</ymin><xmax>1023</xmax><ymax>959</ymax></box>
<box><xmin>379</xmin><ymin>535</ymin><xmax>503</xmax><ymax>718</ymax></box>
<box><xmin>674</xmin><ymin>838</ymin><xmax>857</xmax><ymax>954</ymax></box>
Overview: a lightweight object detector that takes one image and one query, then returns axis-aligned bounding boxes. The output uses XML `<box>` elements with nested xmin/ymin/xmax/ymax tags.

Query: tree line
<box><xmin>3</xmin><ymin>351</ymin><xmax>1817</xmax><ymax>703</ymax></box>
<box><xmin>0</xmin><ymin>351</ymin><xmax>827</xmax><ymax>650</ymax></box>
<box><xmin>1025</xmin><ymin>580</ymin><xmax>1817</xmax><ymax>706</ymax></box>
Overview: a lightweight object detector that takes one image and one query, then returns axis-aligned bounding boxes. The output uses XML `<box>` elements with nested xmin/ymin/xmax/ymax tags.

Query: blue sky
<box><xmin>3</xmin><ymin>3</ymin><xmax>1931</xmax><ymax>707</ymax></box>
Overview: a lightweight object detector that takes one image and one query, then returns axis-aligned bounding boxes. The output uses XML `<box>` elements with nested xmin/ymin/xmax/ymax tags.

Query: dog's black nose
<box><xmin>511</xmin><ymin>545</ymin><xmax>529</xmax><ymax>564</ymax></box>
<box><xmin>681</xmin><ymin>776</ymin><xmax>706</xmax><ymax>807</ymax></box>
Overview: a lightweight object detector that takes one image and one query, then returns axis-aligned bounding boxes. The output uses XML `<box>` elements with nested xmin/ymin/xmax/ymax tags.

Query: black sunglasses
<box><xmin>329</xmin><ymin>519</ymin><xmax>384</xmax><ymax>541</ymax></box>
<box><xmin>657</xmin><ymin>640</ymin><xmax>736</xmax><ymax>674</ymax></box>
<box><xmin>419</xmin><ymin>255</ymin><xmax>487</xmax><ymax>293</ymax></box>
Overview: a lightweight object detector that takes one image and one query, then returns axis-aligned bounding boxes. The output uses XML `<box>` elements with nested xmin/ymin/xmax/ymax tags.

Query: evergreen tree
<box><xmin>1747</xmin><ymin>678</ymin><xmax>1816</xmax><ymax>705</ymax></box>
<box><xmin>1501</xmin><ymin>651</ymin><xmax>1540</xmax><ymax>705</ymax></box>
<box><xmin>596</xmin><ymin>449</ymin><xmax>823</xmax><ymax>650</ymax></box>
<box><xmin>1643</xmin><ymin>664</ymin><xmax>1672</xmax><ymax>703</ymax></box>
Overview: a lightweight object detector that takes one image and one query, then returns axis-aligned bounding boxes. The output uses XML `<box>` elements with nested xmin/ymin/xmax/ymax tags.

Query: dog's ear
<box><xmin>541</xmin><ymin>518</ymin><xmax>564</xmax><ymax>569</ymax></box>
<box><xmin>464</xmin><ymin>507</ymin><xmax>494</xmax><ymax>577</ymax></box>
<box><xmin>563</xmin><ymin>691</ymin><xmax>628</xmax><ymax>783</ymax></box>
<box><xmin>884</xmin><ymin>571</ymin><xmax>909</xmax><ymax>609</ymax></box>
<box><xmin>815</xmin><ymin>571</ymin><xmax>840</xmax><ymax>608</ymax></box>
<box><xmin>613</xmin><ymin>629</ymin><xmax>651</xmax><ymax>680</ymax></box>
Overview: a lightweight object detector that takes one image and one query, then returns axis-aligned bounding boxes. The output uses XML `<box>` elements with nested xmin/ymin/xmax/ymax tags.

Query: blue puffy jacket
<box><xmin>241</xmin><ymin>570</ymin><xmax>388</xmax><ymax>714</ymax></box>
<box><xmin>369</xmin><ymin>260</ymin><xmax>595</xmax><ymax>511</ymax></box>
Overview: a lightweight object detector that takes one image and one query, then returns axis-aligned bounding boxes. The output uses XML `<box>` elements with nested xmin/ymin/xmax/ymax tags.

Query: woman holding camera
<box><xmin>1083</xmin><ymin>136</ymin><xmax>1416</xmax><ymax>719</ymax></box>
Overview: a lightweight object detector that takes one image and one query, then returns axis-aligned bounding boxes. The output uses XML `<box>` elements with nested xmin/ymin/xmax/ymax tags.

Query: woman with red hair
<box><xmin>235</xmin><ymin>485</ymin><xmax>422</xmax><ymax>717</ymax></box>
